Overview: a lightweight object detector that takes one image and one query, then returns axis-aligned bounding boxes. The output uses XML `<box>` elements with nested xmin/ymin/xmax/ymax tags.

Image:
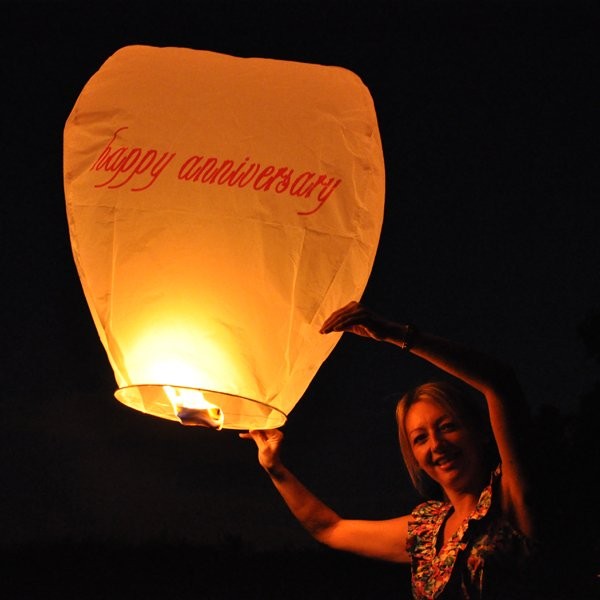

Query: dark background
<box><xmin>2</xmin><ymin>1</ymin><xmax>599</xmax><ymax>598</ymax></box>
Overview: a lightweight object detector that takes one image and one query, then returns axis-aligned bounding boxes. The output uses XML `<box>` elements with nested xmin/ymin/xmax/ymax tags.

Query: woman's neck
<box><xmin>442</xmin><ymin>469</ymin><xmax>488</xmax><ymax>518</ymax></box>
<box><xmin>445</xmin><ymin>489</ymin><xmax>479</xmax><ymax>520</ymax></box>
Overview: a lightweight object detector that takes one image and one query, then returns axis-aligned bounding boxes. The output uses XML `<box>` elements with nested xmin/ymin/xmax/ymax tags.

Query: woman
<box><xmin>241</xmin><ymin>301</ymin><xmax>539</xmax><ymax>599</ymax></box>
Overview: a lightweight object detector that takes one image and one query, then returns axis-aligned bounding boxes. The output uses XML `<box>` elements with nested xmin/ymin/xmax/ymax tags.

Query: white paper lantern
<box><xmin>64</xmin><ymin>46</ymin><xmax>384</xmax><ymax>429</ymax></box>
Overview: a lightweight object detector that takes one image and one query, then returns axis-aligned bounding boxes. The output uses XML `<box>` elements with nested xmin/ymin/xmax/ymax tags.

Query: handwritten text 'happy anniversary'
<box><xmin>89</xmin><ymin>127</ymin><xmax>342</xmax><ymax>215</ymax></box>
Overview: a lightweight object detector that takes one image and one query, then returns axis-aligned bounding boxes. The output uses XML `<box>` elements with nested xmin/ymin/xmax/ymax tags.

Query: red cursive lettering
<box><xmin>89</xmin><ymin>129</ymin><xmax>343</xmax><ymax>215</ymax></box>
<box><xmin>90</xmin><ymin>127</ymin><xmax>176</xmax><ymax>191</ymax></box>
<box><xmin>176</xmin><ymin>155</ymin><xmax>342</xmax><ymax>215</ymax></box>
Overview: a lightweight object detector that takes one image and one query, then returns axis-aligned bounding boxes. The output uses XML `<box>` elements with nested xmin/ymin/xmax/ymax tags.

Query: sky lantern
<box><xmin>63</xmin><ymin>46</ymin><xmax>384</xmax><ymax>430</ymax></box>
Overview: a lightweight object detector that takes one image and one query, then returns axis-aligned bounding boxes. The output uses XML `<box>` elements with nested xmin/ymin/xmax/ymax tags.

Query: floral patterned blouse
<box><xmin>406</xmin><ymin>465</ymin><xmax>537</xmax><ymax>599</ymax></box>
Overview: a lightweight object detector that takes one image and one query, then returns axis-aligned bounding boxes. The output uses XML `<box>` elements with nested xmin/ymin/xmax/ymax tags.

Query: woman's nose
<box><xmin>429</xmin><ymin>430</ymin><xmax>446</xmax><ymax>451</ymax></box>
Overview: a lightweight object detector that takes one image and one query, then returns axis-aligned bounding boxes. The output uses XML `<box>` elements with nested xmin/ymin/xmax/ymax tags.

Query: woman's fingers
<box><xmin>239</xmin><ymin>429</ymin><xmax>282</xmax><ymax>446</ymax></box>
<box><xmin>320</xmin><ymin>301</ymin><xmax>360</xmax><ymax>333</ymax></box>
<box><xmin>240</xmin><ymin>430</ymin><xmax>262</xmax><ymax>441</ymax></box>
<box><xmin>321</xmin><ymin>303</ymin><xmax>381</xmax><ymax>339</ymax></box>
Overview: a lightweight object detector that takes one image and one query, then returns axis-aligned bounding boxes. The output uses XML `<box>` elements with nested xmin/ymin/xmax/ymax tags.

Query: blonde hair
<box><xmin>396</xmin><ymin>380</ymin><xmax>497</xmax><ymax>499</ymax></box>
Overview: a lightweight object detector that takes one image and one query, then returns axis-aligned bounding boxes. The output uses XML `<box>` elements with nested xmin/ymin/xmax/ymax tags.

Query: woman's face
<box><xmin>404</xmin><ymin>396</ymin><xmax>484</xmax><ymax>494</ymax></box>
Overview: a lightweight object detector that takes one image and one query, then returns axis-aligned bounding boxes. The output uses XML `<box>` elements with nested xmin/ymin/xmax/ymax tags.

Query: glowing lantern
<box><xmin>63</xmin><ymin>46</ymin><xmax>384</xmax><ymax>430</ymax></box>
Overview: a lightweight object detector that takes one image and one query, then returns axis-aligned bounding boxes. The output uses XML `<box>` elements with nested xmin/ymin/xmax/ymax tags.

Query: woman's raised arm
<box><xmin>320</xmin><ymin>301</ymin><xmax>536</xmax><ymax>538</ymax></box>
<box><xmin>240</xmin><ymin>428</ymin><xmax>411</xmax><ymax>563</ymax></box>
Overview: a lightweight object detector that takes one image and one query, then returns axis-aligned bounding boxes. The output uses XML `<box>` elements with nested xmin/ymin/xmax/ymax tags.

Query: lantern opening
<box><xmin>114</xmin><ymin>384</ymin><xmax>288</xmax><ymax>430</ymax></box>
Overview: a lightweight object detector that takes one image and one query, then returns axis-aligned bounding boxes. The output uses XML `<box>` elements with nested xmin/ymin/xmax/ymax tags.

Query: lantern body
<box><xmin>64</xmin><ymin>46</ymin><xmax>384</xmax><ymax>429</ymax></box>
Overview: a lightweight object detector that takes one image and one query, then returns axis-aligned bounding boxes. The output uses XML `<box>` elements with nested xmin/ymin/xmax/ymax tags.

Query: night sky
<box><xmin>2</xmin><ymin>0</ymin><xmax>599</xmax><ymax>552</ymax></box>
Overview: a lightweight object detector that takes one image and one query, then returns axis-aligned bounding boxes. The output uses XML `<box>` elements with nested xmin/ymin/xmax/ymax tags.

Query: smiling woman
<box><xmin>242</xmin><ymin>301</ymin><xmax>543</xmax><ymax>599</ymax></box>
<box><xmin>397</xmin><ymin>381</ymin><xmax>498</xmax><ymax>501</ymax></box>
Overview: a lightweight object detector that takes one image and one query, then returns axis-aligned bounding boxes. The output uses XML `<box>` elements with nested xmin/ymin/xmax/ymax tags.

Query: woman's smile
<box><xmin>432</xmin><ymin>453</ymin><xmax>460</xmax><ymax>471</ymax></box>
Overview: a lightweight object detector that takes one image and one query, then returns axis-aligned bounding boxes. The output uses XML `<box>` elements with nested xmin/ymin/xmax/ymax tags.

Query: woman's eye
<box><xmin>412</xmin><ymin>434</ymin><xmax>426</xmax><ymax>445</ymax></box>
<box><xmin>440</xmin><ymin>421</ymin><xmax>457</xmax><ymax>432</ymax></box>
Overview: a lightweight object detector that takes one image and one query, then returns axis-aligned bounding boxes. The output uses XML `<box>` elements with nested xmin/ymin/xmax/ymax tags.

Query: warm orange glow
<box><xmin>164</xmin><ymin>386</ymin><xmax>224</xmax><ymax>429</ymax></box>
<box><xmin>64</xmin><ymin>46</ymin><xmax>384</xmax><ymax>429</ymax></box>
<box><xmin>124</xmin><ymin>322</ymin><xmax>242</xmax><ymax>393</ymax></box>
